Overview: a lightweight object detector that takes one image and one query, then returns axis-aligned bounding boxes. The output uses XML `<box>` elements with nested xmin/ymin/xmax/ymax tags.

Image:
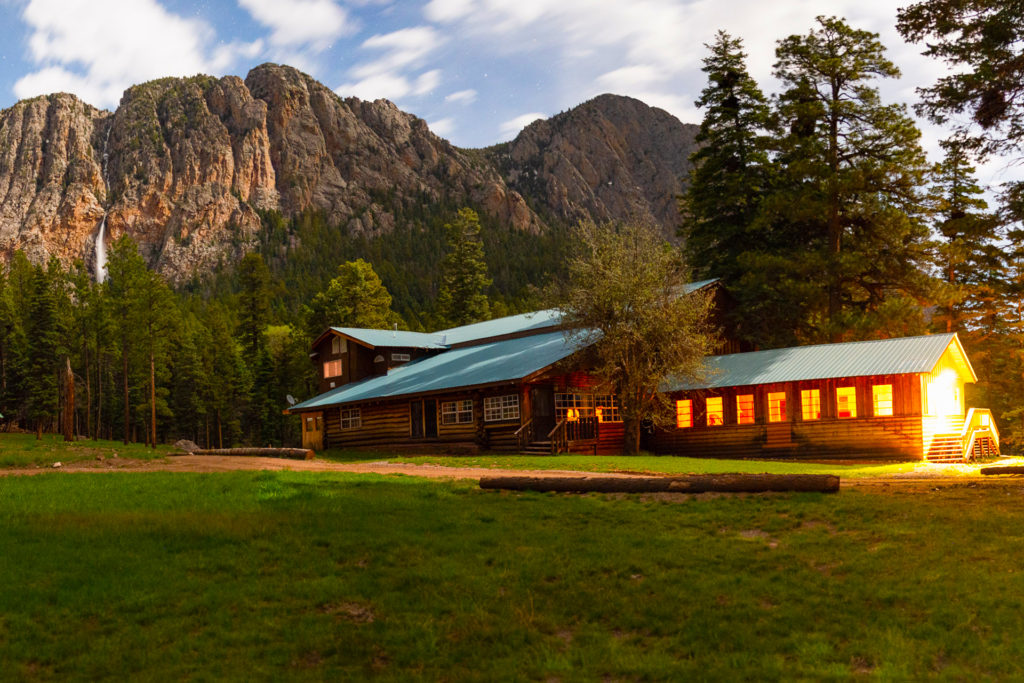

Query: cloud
<box><xmin>499</xmin><ymin>112</ymin><xmax>546</xmax><ymax>140</ymax></box>
<box><xmin>14</xmin><ymin>0</ymin><xmax>258</xmax><ymax>109</ymax></box>
<box><xmin>336</xmin><ymin>26</ymin><xmax>445</xmax><ymax>103</ymax></box>
<box><xmin>237</xmin><ymin>0</ymin><xmax>349</xmax><ymax>50</ymax></box>
<box><xmin>445</xmin><ymin>88</ymin><xmax>477</xmax><ymax>104</ymax></box>
<box><xmin>427</xmin><ymin>116</ymin><xmax>456</xmax><ymax>137</ymax></box>
<box><xmin>424</xmin><ymin>0</ymin><xmax>475</xmax><ymax>22</ymax></box>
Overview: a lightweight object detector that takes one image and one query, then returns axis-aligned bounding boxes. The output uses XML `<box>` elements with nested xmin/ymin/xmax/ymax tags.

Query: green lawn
<box><xmin>2</xmin><ymin>471</ymin><xmax>1024</xmax><ymax>679</ymax></box>
<box><xmin>0</xmin><ymin>433</ymin><xmax>175</xmax><ymax>468</ymax></box>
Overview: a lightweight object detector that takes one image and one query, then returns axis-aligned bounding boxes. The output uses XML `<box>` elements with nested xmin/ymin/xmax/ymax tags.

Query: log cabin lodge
<box><xmin>287</xmin><ymin>280</ymin><xmax>999</xmax><ymax>461</ymax></box>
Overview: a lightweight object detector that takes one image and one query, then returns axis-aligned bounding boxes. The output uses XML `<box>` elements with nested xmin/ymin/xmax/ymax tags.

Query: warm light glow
<box><xmin>706</xmin><ymin>397</ymin><xmax>724</xmax><ymax>426</ymax></box>
<box><xmin>737</xmin><ymin>394</ymin><xmax>754</xmax><ymax>424</ymax></box>
<box><xmin>676</xmin><ymin>399</ymin><xmax>692</xmax><ymax>429</ymax></box>
<box><xmin>927</xmin><ymin>369</ymin><xmax>961</xmax><ymax>416</ymax></box>
<box><xmin>768</xmin><ymin>392</ymin><xmax>786</xmax><ymax>422</ymax></box>
<box><xmin>801</xmin><ymin>389</ymin><xmax>820</xmax><ymax>421</ymax></box>
<box><xmin>872</xmin><ymin>384</ymin><xmax>893</xmax><ymax>417</ymax></box>
<box><xmin>837</xmin><ymin>387</ymin><xmax>857</xmax><ymax>418</ymax></box>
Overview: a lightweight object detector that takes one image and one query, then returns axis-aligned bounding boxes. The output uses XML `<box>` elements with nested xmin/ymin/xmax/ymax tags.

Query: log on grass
<box><xmin>980</xmin><ymin>466</ymin><xmax>1024</xmax><ymax>476</ymax></box>
<box><xmin>479</xmin><ymin>473</ymin><xmax>839</xmax><ymax>494</ymax></box>
<box><xmin>189</xmin><ymin>448</ymin><xmax>315</xmax><ymax>460</ymax></box>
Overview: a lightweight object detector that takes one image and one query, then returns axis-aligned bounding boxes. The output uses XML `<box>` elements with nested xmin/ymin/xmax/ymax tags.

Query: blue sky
<box><xmin>0</xmin><ymin>0</ymin><xmax>1015</xmax><ymax>189</ymax></box>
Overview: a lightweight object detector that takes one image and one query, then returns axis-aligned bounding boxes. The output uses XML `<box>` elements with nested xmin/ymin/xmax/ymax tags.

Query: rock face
<box><xmin>488</xmin><ymin>94</ymin><xmax>698</xmax><ymax>234</ymax></box>
<box><xmin>0</xmin><ymin>65</ymin><xmax>698</xmax><ymax>281</ymax></box>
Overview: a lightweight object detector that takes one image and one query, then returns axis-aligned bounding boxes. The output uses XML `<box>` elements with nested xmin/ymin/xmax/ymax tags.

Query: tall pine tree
<box><xmin>437</xmin><ymin>208</ymin><xmax>492</xmax><ymax>327</ymax></box>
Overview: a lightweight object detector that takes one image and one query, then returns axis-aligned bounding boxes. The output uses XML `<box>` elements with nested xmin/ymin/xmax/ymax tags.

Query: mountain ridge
<box><xmin>0</xmin><ymin>64</ymin><xmax>698</xmax><ymax>281</ymax></box>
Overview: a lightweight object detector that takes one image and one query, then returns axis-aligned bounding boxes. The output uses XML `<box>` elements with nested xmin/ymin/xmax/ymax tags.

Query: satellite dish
<box><xmin>286</xmin><ymin>395</ymin><xmax>296</xmax><ymax>406</ymax></box>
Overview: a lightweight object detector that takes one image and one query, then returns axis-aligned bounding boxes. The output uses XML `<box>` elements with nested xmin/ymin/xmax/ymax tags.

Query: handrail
<box><xmin>514</xmin><ymin>418</ymin><xmax>534</xmax><ymax>451</ymax></box>
<box><xmin>548</xmin><ymin>419</ymin><xmax>567</xmax><ymax>454</ymax></box>
<box><xmin>961</xmin><ymin>408</ymin><xmax>1000</xmax><ymax>457</ymax></box>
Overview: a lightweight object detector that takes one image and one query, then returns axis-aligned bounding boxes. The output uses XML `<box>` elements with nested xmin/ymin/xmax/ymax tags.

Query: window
<box><xmin>676</xmin><ymin>399</ymin><xmax>693</xmax><ymax>429</ymax></box>
<box><xmin>304</xmin><ymin>415</ymin><xmax>322</xmax><ymax>432</ymax></box>
<box><xmin>872</xmin><ymin>384</ymin><xmax>893</xmax><ymax>417</ymax></box>
<box><xmin>391</xmin><ymin>352</ymin><xmax>411</xmax><ymax>362</ymax></box>
<box><xmin>556</xmin><ymin>393</ymin><xmax>592</xmax><ymax>421</ymax></box>
<box><xmin>484</xmin><ymin>395</ymin><xmax>519</xmax><ymax>422</ymax></box>
<box><xmin>801</xmin><ymin>389</ymin><xmax>821</xmax><ymax>421</ymax></box>
<box><xmin>441</xmin><ymin>399</ymin><xmax>473</xmax><ymax>425</ymax></box>
<box><xmin>594</xmin><ymin>395</ymin><xmax>622</xmax><ymax>423</ymax></box>
<box><xmin>837</xmin><ymin>387</ymin><xmax>857</xmax><ymax>418</ymax></box>
<box><xmin>768</xmin><ymin>392</ymin><xmax>787</xmax><ymax>422</ymax></box>
<box><xmin>706</xmin><ymin>397</ymin><xmax>724</xmax><ymax>426</ymax></box>
<box><xmin>331</xmin><ymin>337</ymin><xmax>347</xmax><ymax>354</ymax></box>
<box><xmin>736</xmin><ymin>395</ymin><xmax>754</xmax><ymax>424</ymax></box>
<box><xmin>323</xmin><ymin>359</ymin><xmax>343</xmax><ymax>378</ymax></box>
<box><xmin>340</xmin><ymin>407</ymin><xmax>361</xmax><ymax>430</ymax></box>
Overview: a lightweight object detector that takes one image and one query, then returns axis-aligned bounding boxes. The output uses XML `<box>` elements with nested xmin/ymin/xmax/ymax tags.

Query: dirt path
<box><xmin>4</xmin><ymin>454</ymin><xmax>1024</xmax><ymax>494</ymax></box>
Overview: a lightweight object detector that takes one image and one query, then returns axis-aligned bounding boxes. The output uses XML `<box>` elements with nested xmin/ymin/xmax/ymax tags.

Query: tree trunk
<box><xmin>217</xmin><ymin>410</ymin><xmax>223</xmax><ymax>449</ymax></box>
<box><xmin>63</xmin><ymin>357</ymin><xmax>74</xmax><ymax>442</ymax></box>
<box><xmin>150</xmin><ymin>351</ymin><xmax>156</xmax><ymax>449</ymax></box>
<box><xmin>122</xmin><ymin>345</ymin><xmax>129</xmax><ymax>444</ymax></box>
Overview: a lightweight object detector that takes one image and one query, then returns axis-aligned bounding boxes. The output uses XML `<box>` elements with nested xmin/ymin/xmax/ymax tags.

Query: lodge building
<box><xmin>287</xmin><ymin>281</ymin><xmax>999</xmax><ymax>461</ymax></box>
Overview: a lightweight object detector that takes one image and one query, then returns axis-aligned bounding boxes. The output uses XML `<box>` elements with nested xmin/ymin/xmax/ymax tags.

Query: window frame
<box><xmin>339</xmin><ymin>407</ymin><xmax>361</xmax><ymax>430</ymax></box>
<box><xmin>801</xmin><ymin>389</ymin><xmax>821</xmax><ymax>421</ymax></box>
<box><xmin>872</xmin><ymin>384</ymin><xmax>893</xmax><ymax>417</ymax></box>
<box><xmin>483</xmin><ymin>395</ymin><xmax>520</xmax><ymax>422</ymax></box>
<box><xmin>391</xmin><ymin>352</ymin><xmax>411</xmax><ymax>362</ymax></box>
<box><xmin>706</xmin><ymin>396</ymin><xmax>724</xmax><ymax>426</ymax></box>
<box><xmin>676</xmin><ymin>399</ymin><xmax>693</xmax><ymax>429</ymax></box>
<box><xmin>767</xmin><ymin>392</ymin><xmax>787</xmax><ymax>423</ymax></box>
<box><xmin>441</xmin><ymin>399</ymin><xmax>474</xmax><ymax>425</ymax></box>
<box><xmin>323</xmin><ymin>359</ymin><xmax>343</xmax><ymax>378</ymax></box>
<box><xmin>837</xmin><ymin>386</ymin><xmax>857</xmax><ymax>419</ymax></box>
<box><xmin>736</xmin><ymin>394</ymin><xmax>754</xmax><ymax>425</ymax></box>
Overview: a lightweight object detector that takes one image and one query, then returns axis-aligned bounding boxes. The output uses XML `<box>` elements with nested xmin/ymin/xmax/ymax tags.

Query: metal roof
<box><xmin>330</xmin><ymin>327</ymin><xmax>446</xmax><ymax>350</ymax></box>
<box><xmin>290</xmin><ymin>330</ymin><xmax>583</xmax><ymax>411</ymax></box>
<box><xmin>436</xmin><ymin>309</ymin><xmax>562</xmax><ymax>345</ymax></box>
<box><xmin>664</xmin><ymin>333</ymin><xmax>965</xmax><ymax>391</ymax></box>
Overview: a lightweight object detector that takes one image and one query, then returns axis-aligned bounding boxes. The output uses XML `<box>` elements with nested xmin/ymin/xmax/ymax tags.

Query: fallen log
<box><xmin>980</xmin><ymin>466</ymin><xmax>1024</xmax><ymax>476</ymax></box>
<box><xmin>479</xmin><ymin>473</ymin><xmax>839</xmax><ymax>494</ymax></box>
<box><xmin>186</xmin><ymin>448</ymin><xmax>315</xmax><ymax>461</ymax></box>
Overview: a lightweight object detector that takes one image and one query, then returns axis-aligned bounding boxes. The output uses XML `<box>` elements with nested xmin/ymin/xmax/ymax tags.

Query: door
<box><xmin>424</xmin><ymin>399</ymin><xmax>438</xmax><ymax>438</ymax></box>
<box><xmin>410</xmin><ymin>401</ymin><xmax>424</xmax><ymax>438</ymax></box>
<box><xmin>301</xmin><ymin>412</ymin><xmax>324</xmax><ymax>450</ymax></box>
<box><xmin>531</xmin><ymin>386</ymin><xmax>555</xmax><ymax>437</ymax></box>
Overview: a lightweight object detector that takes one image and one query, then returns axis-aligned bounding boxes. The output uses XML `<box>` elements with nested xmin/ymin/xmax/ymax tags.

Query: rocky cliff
<box><xmin>0</xmin><ymin>64</ymin><xmax>697</xmax><ymax>281</ymax></box>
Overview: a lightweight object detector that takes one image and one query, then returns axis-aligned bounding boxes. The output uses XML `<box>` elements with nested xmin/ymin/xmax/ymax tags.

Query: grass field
<box><xmin>0</xmin><ymin>433</ymin><xmax>175</xmax><ymax>468</ymax></box>
<box><xmin>2</xmin><ymin>470</ymin><xmax>1024</xmax><ymax>679</ymax></box>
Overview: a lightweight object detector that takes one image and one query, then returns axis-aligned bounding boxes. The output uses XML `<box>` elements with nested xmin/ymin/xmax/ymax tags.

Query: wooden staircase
<box><xmin>925</xmin><ymin>433</ymin><xmax>964</xmax><ymax>462</ymax></box>
<box><xmin>925</xmin><ymin>410</ymin><xmax>1001</xmax><ymax>463</ymax></box>
<box><xmin>522</xmin><ymin>440</ymin><xmax>553</xmax><ymax>455</ymax></box>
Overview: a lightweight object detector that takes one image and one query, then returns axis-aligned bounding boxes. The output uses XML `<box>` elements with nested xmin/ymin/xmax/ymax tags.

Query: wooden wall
<box><xmin>646</xmin><ymin>373</ymin><xmax>926</xmax><ymax>460</ymax></box>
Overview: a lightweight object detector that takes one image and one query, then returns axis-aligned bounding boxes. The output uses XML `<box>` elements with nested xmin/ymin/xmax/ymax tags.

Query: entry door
<box><xmin>301</xmin><ymin>412</ymin><xmax>324</xmax><ymax>450</ymax></box>
<box><xmin>411</xmin><ymin>401</ymin><xmax>424</xmax><ymax>438</ymax></box>
<box><xmin>424</xmin><ymin>399</ymin><xmax>438</xmax><ymax>438</ymax></box>
<box><xmin>531</xmin><ymin>386</ymin><xmax>555</xmax><ymax>437</ymax></box>
<box><xmin>410</xmin><ymin>400</ymin><xmax>438</xmax><ymax>439</ymax></box>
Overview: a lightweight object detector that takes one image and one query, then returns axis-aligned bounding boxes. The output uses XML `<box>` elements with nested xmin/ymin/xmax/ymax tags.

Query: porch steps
<box><xmin>522</xmin><ymin>440</ymin><xmax>553</xmax><ymax>455</ymax></box>
<box><xmin>926</xmin><ymin>434</ymin><xmax>963</xmax><ymax>462</ymax></box>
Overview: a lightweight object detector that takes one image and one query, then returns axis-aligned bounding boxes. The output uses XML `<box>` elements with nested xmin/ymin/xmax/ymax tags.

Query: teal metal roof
<box><xmin>291</xmin><ymin>331</ymin><xmax>583</xmax><ymax>411</ymax></box>
<box><xmin>665</xmin><ymin>333</ymin><xmax>960</xmax><ymax>391</ymax></box>
<box><xmin>330</xmin><ymin>327</ymin><xmax>446</xmax><ymax>349</ymax></box>
<box><xmin>437</xmin><ymin>309</ymin><xmax>562</xmax><ymax>345</ymax></box>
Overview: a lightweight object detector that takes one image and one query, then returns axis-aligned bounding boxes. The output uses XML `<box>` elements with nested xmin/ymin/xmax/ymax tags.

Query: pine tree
<box><xmin>437</xmin><ymin>208</ymin><xmax>492</xmax><ymax>326</ymax></box>
<box><xmin>769</xmin><ymin>16</ymin><xmax>934</xmax><ymax>341</ymax></box>
<box><xmin>105</xmin><ymin>236</ymin><xmax>150</xmax><ymax>443</ymax></box>
<box><xmin>681</xmin><ymin>31</ymin><xmax>773</xmax><ymax>285</ymax></box>
<box><xmin>304</xmin><ymin>259</ymin><xmax>402</xmax><ymax>336</ymax></box>
<box><xmin>24</xmin><ymin>264</ymin><xmax>59</xmax><ymax>438</ymax></box>
<box><xmin>236</xmin><ymin>252</ymin><xmax>272</xmax><ymax>359</ymax></box>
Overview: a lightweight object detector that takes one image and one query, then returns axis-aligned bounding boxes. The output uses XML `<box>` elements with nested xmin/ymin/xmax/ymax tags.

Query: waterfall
<box><xmin>95</xmin><ymin>123</ymin><xmax>112</xmax><ymax>283</ymax></box>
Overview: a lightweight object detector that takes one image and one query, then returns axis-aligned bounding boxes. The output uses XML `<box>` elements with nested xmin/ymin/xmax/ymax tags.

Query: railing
<box><xmin>514</xmin><ymin>419</ymin><xmax>535</xmax><ymax>452</ymax></box>
<box><xmin>548</xmin><ymin>417</ymin><xmax>598</xmax><ymax>454</ymax></box>
<box><xmin>961</xmin><ymin>408</ymin><xmax>1000</xmax><ymax>459</ymax></box>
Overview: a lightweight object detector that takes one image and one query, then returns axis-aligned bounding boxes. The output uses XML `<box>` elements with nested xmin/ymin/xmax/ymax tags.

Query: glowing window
<box><xmin>323</xmin><ymin>359</ymin><xmax>343</xmax><ymax>378</ymax></box>
<box><xmin>706</xmin><ymin>397</ymin><xmax>724</xmax><ymax>426</ymax></box>
<box><xmin>676</xmin><ymin>400</ymin><xmax>693</xmax><ymax>429</ymax></box>
<box><xmin>837</xmin><ymin>387</ymin><xmax>857</xmax><ymax>418</ymax></box>
<box><xmin>872</xmin><ymin>385</ymin><xmax>893</xmax><ymax>417</ymax></box>
<box><xmin>801</xmin><ymin>389</ymin><xmax>821</xmax><ymax>421</ymax></box>
<box><xmin>736</xmin><ymin>395</ymin><xmax>754</xmax><ymax>424</ymax></box>
<box><xmin>768</xmin><ymin>392</ymin><xmax>787</xmax><ymax>422</ymax></box>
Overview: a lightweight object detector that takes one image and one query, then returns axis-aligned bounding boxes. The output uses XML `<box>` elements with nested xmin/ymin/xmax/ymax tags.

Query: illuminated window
<box><xmin>441</xmin><ymin>399</ymin><xmax>473</xmax><ymax>425</ymax></box>
<box><xmin>872</xmin><ymin>385</ymin><xmax>893</xmax><ymax>417</ymax></box>
<box><xmin>323</xmin><ymin>359</ymin><xmax>343</xmax><ymax>378</ymax></box>
<box><xmin>594</xmin><ymin>395</ymin><xmax>622</xmax><ymax>423</ymax></box>
<box><xmin>484</xmin><ymin>395</ymin><xmax>519</xmax><ymax>422</ymax></box>
<box><xmin>837</xmin><ymin>387</ymin><xmax>857</xmax><ymax>418</ymax></box>
<box><xmin>706</xmin><ymin>397</ymin><xmax>724</xmax><ymax>426</ymax></box>
<box><xmin>676</xmin><ymin>399</ymin><xmax>693</xmax><ymax>429</ymax></box>
<box><xmin>340</xmin><ymin>407</ymin><xmax>361</xmax><ymax>430</ymax></box>
<box><xmin>768</xmin><ymin>392</ymin><xmax>787</xmax><ymax>422</ymax></box>
<box><xmin>801</xmin><ymin>389</ymin><xmax>821</xmax><ymax>421</ymax></box>
<box><xmin>736</xmin><ymin>395</ymin><xmax>754</xmax><ymax>424</ymax></box>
